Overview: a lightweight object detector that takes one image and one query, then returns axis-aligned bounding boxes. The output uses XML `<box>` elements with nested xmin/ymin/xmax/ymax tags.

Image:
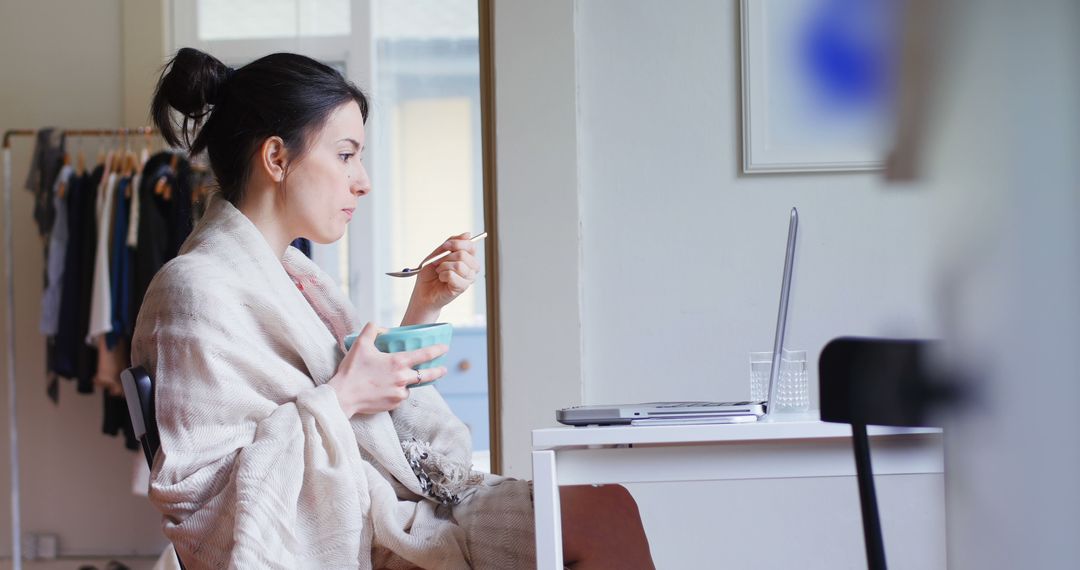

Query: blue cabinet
<box><xmin>436</xmin><ymin>326</ymin><xmax>489</xmax><ymax>452</ymax></box>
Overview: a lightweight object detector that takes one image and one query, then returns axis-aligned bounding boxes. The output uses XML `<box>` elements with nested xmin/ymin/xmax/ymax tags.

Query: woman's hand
<box><xmin>402</xmin><ymin>232</ymin><xmax>482</xmax><ymax>324</ymax></box>
<box><xmin>327</xmin><ymin>322</ymin><xmax>448</xmax><ymax>417</ymax></box>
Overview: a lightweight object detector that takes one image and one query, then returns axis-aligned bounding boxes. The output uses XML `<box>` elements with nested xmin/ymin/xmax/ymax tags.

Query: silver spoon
<box><xmin>386</xmin><ymin>232</ymin><xmax>488</xmax><ymax>278</ymax></box>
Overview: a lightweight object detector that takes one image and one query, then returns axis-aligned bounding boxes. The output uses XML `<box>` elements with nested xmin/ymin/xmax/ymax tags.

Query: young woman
<box><xmin>133</xmin><ymin>48</ymin><xmax>654</xmax><ymax>569</ymax></box>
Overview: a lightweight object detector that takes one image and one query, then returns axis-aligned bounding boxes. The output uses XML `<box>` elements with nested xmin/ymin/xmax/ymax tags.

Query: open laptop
<box><xmin>556</xmin><ymin>207</ymin><xmax>799</xmax><ymax>426</ymax></box>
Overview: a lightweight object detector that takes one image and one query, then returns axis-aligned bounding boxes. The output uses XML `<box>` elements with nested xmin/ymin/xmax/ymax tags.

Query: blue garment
<box><xmin>107</xmin><ymin>177</ymin><xmax>132</xmax><ymax>349</ymax></box>
<box><xmin>40</xmin><ymin>166</ymin><xmax>74</xmax><ymax>336</ymax></box>
<box><xmin>290</xmin><ymin>237</ymin><xmax>313</xmax><ymax>258</ymax></box>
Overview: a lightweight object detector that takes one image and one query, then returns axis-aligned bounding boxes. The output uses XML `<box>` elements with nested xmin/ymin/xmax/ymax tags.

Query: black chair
<box><xmin>818</xmin><ymin>337</ymin><xmax>949</xmax><ymax>570</ymax></box>
<box><xmin>120</xmin><ymin>366</ymin><xmax>186</xmax><ymax>570</ymax></box>
<box><xmin>120</xmin><ymin>366</ymin><xmax>160</xmax><ymax>469</ymax></box>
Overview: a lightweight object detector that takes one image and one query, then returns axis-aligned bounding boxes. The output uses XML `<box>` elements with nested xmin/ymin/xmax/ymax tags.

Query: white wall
<box><xmin>0</xmin><ymin>0</ymin><xmax>168</xmax><ymax>557</ymax></box>
<box><xmin>494</xmin><ymin>1</ymin><xmax>944</xmax><ymax>567</ymax></box>
<box><xmin>493</xmin><ymin>0</ymin><xmax>585</xmax><ymax>478</ymax></box>
<box><xmin>575</xmin><ymin>0</ymin><xmax>937</xmax><ymax>408</ymax></box>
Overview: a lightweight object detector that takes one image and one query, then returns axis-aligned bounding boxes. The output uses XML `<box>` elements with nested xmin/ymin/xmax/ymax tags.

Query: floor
<box><xmin>0</xmin><ymin>558</ymin><xmax>158</xmax><ymax>570</ymax></box>
<box><xmin>0</xmin><ymin>454</ymin><xmax>494</xmax><ymax>570</ymax></box>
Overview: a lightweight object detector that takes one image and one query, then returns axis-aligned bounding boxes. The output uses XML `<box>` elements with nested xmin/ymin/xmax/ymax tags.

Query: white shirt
<box><xmin>86</xmin><ymin>171</ymin><xmax>117</xmax><ymax>344</ymax></box>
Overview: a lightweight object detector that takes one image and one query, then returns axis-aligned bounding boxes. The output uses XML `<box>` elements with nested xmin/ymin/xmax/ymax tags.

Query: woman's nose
<box><xmin>351</xmin><ymin>165</ymin><xmax>371</xmax><ymax>196</ymax></box>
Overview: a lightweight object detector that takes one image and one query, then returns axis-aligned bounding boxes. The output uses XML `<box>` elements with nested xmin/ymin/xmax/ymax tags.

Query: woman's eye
<box><xmin>338</xmin><ymin>152</ymin><xmax>354</xmax><ymax>163</ymax></box>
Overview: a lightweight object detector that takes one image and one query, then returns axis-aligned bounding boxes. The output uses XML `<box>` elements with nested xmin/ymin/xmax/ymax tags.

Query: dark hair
<box><xmin>151</xmin><ymin>48</ymin><xmax>368</xmax><ymax>204</ymax></box>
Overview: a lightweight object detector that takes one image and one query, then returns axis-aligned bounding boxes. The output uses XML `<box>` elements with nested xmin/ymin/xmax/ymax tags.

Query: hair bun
<box><xmin>151</xmin><ymin>47</ymin><xmax>233</xmax><ymax>148</ymax></box>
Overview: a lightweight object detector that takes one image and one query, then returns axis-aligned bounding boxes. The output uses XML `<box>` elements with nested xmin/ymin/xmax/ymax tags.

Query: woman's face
<box><xmin>281</xmin><ymin>101</ymin><xmax>371</xmax><ymax>244</ymax></box>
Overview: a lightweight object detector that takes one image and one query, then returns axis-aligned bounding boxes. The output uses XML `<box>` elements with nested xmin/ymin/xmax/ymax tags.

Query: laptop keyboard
<box><xmin>654</xmin><ymin>401</ymin><xmax>753</xmax><ymax>408</ymax></box>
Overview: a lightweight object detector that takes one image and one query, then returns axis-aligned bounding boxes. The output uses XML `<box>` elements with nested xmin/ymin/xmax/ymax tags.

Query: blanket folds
<box><xmin>131</xmin><ymin>197</ymin><xmax>534</xmax><ymax>569</ymax></box>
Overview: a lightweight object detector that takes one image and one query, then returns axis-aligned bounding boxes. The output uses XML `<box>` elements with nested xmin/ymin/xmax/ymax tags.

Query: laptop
<box><xmin>556</xmin><ymin>207</ymin><xmax>799</xmax><ymax>426</ymax></box>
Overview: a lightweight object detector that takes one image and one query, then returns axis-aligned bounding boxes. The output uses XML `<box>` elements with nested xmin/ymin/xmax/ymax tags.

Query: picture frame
<box><xmin>740</xmin><ymin>0</ymin><xmax>893</xmax><ymax>173</ymax></box>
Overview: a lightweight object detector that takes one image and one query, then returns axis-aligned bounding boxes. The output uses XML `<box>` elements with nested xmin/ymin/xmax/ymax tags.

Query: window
<box><xmin>372</xmin><ymin>0</ymin><xmax>484</xmax><ymax>327</ymax></box>
<box><xmin>173</xmin><ymin>0</ymin><xmax>492</xmax><ymax>472</ymax></box>
<box><xmin>196</xmin><ymin>0</ymin><xmax>350</xmax><ymax>40</ymax></box>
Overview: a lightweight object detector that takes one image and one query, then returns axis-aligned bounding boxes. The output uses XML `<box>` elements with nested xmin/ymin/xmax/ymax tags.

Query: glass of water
<box><xmin>748</xmin><ymin>349</ymin><xmax>810</xmax><ymax>412</ymax></box>
<box><xmin>749</xmin><ymin>351</ymin><xmax>774</xmax><ymax>401</ymax></box>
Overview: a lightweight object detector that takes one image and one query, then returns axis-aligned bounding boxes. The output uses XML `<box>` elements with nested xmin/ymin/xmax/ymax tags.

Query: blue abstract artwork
<box><xmin>741</xmin><ymin>0</ymin><xmax>899</xmax><ymax>172</ymax></box>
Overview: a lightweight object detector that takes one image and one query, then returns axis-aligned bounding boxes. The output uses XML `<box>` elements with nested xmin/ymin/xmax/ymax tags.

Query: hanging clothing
<box><xmin>27</xmin><ymin>129</ymin><xmax>66</xmax><ymax>399</ymax></box>
<box><xmin>131</xmin><ymin>197</ymin><xmax>535</xmax><ymax>569</ymax></box>
<box><xmin>45</xmin><ymin>148</ymin><xmax>198</xmax><ymax>451</ymax></box>
<box><xmin>128</xmin><ymin>151</ymin><xmax>194</xmax><ymax>340</ymax></box>
<box><xmin>41</xmin><ymin>165</ymin><xmax>75</xmax><ymax>403</ymax></box>
<box><xmin>102</xmin><ymin>356</ymin><xmax>138</xmax><ymax>451</ymax></box>
<box><xmin>34</xmin><ymin>142</ymin><xmax>203</xmax><ymax>452</ymax></box>
<box><xmin>53</xmin><ymin>166</ymin><xmax>102</xmax><ymax>393</ymax></box>
<box><xmin>87</xmin><ymin>171</ymin><xmax>118</xmax><ymax>344</ymax></box>
<box><xmin>52</xmin><ymin>170</ymin><xmax>84</xmax><ymax>378</ymax></box>
<box><xmin>24</xmin><ymin>128</ymin><xmax>64</xmax><ymax>238</ymax></box>
<box><xmin>75</xmin><ymin>167</ymin><xmax>104</xmax><ymax>392</ymax></box>
<box><xmin>40</xmin><ymin>165</ymin><xmax>74</xmax><ymax>336</ymax></box>
<box><xmin>126</xmin><ymin>148</ymin><xmax>150</xmax><ymax>248</ymax></box>
<box><xmin>100</xmin><ymin>176</ymin><xmax>137</xmax><ymax>448</ymax></box>
<box><xmin>107</xmin><ymin>176</ymin><xmax>133</xmax><ymax>348</ymax></box>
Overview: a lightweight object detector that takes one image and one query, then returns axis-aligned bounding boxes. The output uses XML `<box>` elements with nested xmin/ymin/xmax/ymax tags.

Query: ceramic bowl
<box><xmin>343</xmin><ymin>323</ymin><xmax>453</xmax><ymax>386</ymax></box>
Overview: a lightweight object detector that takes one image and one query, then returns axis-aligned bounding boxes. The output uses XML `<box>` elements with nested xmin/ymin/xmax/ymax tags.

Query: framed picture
<box><xmin>740</xmin><ymin>0</ymin><xmax>896</xmax><ymax>173</ymax></box>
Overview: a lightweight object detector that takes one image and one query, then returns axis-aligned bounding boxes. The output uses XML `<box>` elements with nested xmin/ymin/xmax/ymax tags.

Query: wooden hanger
<box><xmin>57</xmin><ymin>153</ymin><xmax>70</xmax><ymax>199</ymax></box>
<box><xmin>102</xmin><ymin>148</ymin><xmax>114</xmax><ymax>181</ymax></box>
<box><xmin>154</xmin><ymin>175</ymin><xmax>170</xmax><ymax>201</ymax></box>
<box><xmin>123</xmin><ymin>152</ymin><xmax>133</xmax><ymax>198</ymax></box>
<box><xmin>112</xmin><ymin>132</ymin><xmax>126</xmax><ymax>173</ymax></box>
<box><xmin>143</xmin><ymin>129</ymin><xmax>154</xmax><ymax>158</ymax></box>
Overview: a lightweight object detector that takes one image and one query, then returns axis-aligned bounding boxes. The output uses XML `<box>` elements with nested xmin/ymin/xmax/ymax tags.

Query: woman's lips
<box><xmin>343</xmin><ymin>208</ymin><xmax>355</xmax><ymax>220</ymax></box>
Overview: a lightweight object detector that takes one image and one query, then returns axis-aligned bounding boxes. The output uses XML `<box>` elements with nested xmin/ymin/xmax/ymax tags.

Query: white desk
<box><xmin>531</xmin><ymin>416</ymin><xmax>943</xmax><ymax>569</ymax></box>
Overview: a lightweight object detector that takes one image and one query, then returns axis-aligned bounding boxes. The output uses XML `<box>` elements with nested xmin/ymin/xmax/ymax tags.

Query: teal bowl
<box><xmin>343</xmin><ymin>323</ymin><xmax>453</xmax><ymax>387</ymax></box>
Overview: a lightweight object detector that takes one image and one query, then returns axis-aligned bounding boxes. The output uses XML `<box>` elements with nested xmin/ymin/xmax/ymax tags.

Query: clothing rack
<box><xmin>2</xmin><ymin>127</ymin><xmax>159</xmax><ymax>569</ymax></box>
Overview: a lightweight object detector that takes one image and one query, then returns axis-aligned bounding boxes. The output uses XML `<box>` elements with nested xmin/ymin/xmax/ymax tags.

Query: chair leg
<box><xmin>852</xmin><ymin>423</ymin><xmax>887</xmax><ymax>570</ymax></box>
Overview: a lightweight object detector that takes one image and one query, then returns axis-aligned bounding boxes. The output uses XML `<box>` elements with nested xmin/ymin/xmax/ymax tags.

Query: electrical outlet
<box><xmin>36</xmin><ymin>533</ymin><xmax>58</xmax><ymax>559</ymax></box>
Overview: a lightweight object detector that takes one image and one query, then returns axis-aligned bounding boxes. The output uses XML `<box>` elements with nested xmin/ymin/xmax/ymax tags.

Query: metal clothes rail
<box><xmin>2</xmin><ymin>127</ymin><xmax>158</xmax><ymax>569</ymax></box>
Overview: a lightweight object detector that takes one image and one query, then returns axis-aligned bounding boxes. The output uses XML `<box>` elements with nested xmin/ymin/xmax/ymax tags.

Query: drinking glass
<box><xmin>748</xmin><ymin>349</ymin><xmax>809</xmax><ymax>412</ymax></box>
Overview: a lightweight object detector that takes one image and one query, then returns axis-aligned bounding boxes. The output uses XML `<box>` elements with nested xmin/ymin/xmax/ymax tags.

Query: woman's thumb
<box><xmin>358</xmin><ymin>321</ymin><xmax>381</xmax><ymax>343</ymax></box>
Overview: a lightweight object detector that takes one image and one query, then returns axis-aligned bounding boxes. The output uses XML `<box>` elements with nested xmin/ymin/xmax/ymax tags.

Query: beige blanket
<box><xmin>131</xmin><ymin>197</ymin><xmax>534</xmax><ymax>569</ymax></box>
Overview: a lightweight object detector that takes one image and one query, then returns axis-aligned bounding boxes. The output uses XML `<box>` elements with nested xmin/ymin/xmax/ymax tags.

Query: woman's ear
<box><xmin>258</xmin><ymin>136</ymin><xmax>289</xmax><ymax>182</ymax></box>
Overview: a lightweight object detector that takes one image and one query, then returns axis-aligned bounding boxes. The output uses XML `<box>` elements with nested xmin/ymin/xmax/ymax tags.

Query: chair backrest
<box><xmin>818</xmin><ymin>337</ymin><xmax>945</xmax><ymax>570</ymax></box>
<box><xmin>120</xmin><ymin>366</ymin><xmax>187</xmax><ymax>570</ymax></box>
<box><xmin>819</xmin><ymin>336</ymin><xmax>941</xmax><ymax>428</ymax></box>
<box><xmin>120</xmin><ymin>366</ymin><xmax>160</xmax><ymax>469</ymax></box>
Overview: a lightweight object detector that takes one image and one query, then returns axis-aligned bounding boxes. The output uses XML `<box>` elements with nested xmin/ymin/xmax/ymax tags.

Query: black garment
<box><xmin>52</xmin><ymin>172</ymin><xmax>83</xmax><ymax>377</ymax></box>
<box><xmin>52</xmin><ymin>168</ymin><xmax>100</xmax><ymax>388</ymax></box>
<box><xmin>102</xmin><ymin>392</ymin><xmax>138</xmax><ymax>451</ymax></box>
<box><xmin>75</xmin><ymin>167</ymin><xmax>103</xmax><ymax>392</ymax></box>
<box><xmin>128</xmin><ymin>152</ymin><xmax>194</xmax><ymax>339</ymax></box>
<box><xmin>45</xmin><ymin>338</ymin><xmax>59</xmax><ymax>404</ymax></box>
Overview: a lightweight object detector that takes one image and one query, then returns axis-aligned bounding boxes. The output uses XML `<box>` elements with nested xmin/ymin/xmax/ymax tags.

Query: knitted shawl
<box><xmin>131</xmin><ymin>197</ymin><xmax>533</xmax><ymax>569</ymax></box>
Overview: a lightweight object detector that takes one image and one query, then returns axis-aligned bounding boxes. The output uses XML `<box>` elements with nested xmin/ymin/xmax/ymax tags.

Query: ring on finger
<box><xmin>415</xmin><ymin>369</ymin><xmax>423</xmax><ymax>385</ymax></box>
